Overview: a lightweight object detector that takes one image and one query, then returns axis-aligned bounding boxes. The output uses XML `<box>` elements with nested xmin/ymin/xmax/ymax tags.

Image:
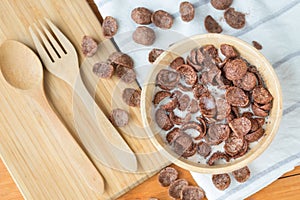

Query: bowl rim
<box><xmin>141</xmin><ymin>33</ymin><xmax>283</xmax><ymax>173</ymax></box>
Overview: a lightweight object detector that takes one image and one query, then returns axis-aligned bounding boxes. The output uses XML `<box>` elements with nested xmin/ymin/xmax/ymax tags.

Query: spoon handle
<box><xmin>71</xmin><ymin>75</ymin><xmax>138</xmax><ymax>172</ymax></box>
<box><xmin>34</xmin><ymin>91</ymin><xmax>105</xmax><ymax>194</ymax></box>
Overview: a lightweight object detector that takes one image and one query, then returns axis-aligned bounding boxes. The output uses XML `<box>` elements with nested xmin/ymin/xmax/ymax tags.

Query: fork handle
<box><xmin>71</xmin><ymin>75</ymin><xmax>138</xmax><ymax>172</ymax></box>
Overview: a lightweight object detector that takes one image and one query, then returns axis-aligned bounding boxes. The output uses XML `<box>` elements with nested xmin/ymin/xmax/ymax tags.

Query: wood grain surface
<box><xmin>1</xmin><ymin>161</ymin><xmax>300</xmax><ymax>200</ymax></box>
<box><xmin>0</xmin><ymin>0</ymin><xmax>169</xmax><ymax>199</ymax></box>
<box><xmin>1</xmin><ymin>1</ymin><xmax>299</xmax><ymax>200</ymax></box>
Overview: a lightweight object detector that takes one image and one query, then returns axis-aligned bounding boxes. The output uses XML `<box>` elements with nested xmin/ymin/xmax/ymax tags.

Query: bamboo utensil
<box><xmin>29</xmin><ymin>19</ymin><xmax>137</xmax><ymax>172</ymax></box>
<box><xmin>0</xmin><ymin>40</ymin><xmax>105</xmax><ymax>194</ymax></box>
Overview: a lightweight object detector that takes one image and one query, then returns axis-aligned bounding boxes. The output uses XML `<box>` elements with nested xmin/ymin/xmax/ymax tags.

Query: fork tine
<box><xmin>45</xmin><ymin>18</ymin><xmax>75</xmax><ymax>54</ymax></box>
<box><xmin>29</xmin><ymin>25</ymin><xmax>54</xmax><ymax>66</ymax></box>
<box><xmin>33</xmin><ymin>23</ymin><xmax>59</xmax><ymax>62</ymax></box>
<box><xmin>39</xmin><ymin>20</ymin><xmax>65</xmax><ymax>57</ymax></box>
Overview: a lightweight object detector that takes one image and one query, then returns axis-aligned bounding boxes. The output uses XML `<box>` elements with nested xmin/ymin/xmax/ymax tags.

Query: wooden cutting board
<box><xmin>0</xmin><ymin>0</ymin><xmax>169</xmax><ymax>199</ymax></box>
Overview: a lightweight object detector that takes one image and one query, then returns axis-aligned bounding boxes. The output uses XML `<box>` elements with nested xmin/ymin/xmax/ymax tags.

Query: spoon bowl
<box><xmin>0</xmin><ymin>40</ymin><xmax>43</xmax><ymax>90</ymax></box>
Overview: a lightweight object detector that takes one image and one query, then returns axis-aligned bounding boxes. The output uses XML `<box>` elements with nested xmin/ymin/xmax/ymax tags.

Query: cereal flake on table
<box><xmin>157</xmin><ymin>167</ymin><xmax>206</xmax><ymax>199</ymax></box>
<box><xmin>102</xmin><ymin>16</ymin><xmax>118</xmax><ymax>38</ymax></box>
<box><xmin>132</xmin><ymin>26</ymin><xmax>156</xmax><ymax>46</ymax></box>
<box><xmin>151</xmin><ymin>10</ymin><xmax>174</xmax><ymax>29</ymax></box>
<box><xmin>252</xmin><ymin>41</ymin><xmax>263</xmax><ymax>50</ymax></box>
<box><xmin>179</xmin><ymin>1</ymin><xmax>195</xmax><ymax>22</ymax></box>
<box><xmin>81</xmin><ymin>35</ymin><xmax>98</xmax><ymax>57</ymax></box>
<box><xmin>92</xmin><ymin>51</ymin><xmax>137</xmax><ymax>83</ymax></box>
<box><xmin>131</xmin><ymin>7</ymin><xmax>153</xmax><ymax>25</ymax></box>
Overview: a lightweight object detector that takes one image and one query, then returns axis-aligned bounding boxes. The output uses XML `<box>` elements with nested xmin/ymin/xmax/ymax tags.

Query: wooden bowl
<box><xmin>141</xmin><ymin>34</ymin><xmax>282</xmax><ymax>174</ymax></box>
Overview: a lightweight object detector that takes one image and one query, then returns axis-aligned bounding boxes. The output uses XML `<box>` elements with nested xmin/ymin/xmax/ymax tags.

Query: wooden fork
<box><xmin>29</xmin><ymin>18</ymin><xmax>137</xmax><ymax>172</ymax></box>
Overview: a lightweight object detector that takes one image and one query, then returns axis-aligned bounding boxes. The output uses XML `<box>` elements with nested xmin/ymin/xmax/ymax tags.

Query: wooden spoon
<box><xmin>0</xmin><ymin>40</ymin><xmax>105</xmax><ymax>194</ymax></box>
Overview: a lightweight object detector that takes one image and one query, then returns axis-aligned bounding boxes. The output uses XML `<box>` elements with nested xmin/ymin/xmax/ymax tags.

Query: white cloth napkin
<box><xmin>96</xmin><ymin>0</ymin><xmax>300</xmax><ymax>199</ymax></box>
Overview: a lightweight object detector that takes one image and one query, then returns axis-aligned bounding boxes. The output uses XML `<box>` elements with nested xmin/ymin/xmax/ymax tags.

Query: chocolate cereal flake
<box><xmin>81</xmin><ymin>36</ymin><xmax>98</xmax><ymax>57</ymax></box>
<box><xmin>224</xmin><ymin>134</ymin><xmax>244</xmax><ymax>156</ymax></box>
<box><xmin>110</xmin><ymin>109</ymin><xmax>129</xmax><ymax>127</ymax></box>
<box><xmin>158</xmin><ymin>167</ymin><xmax>178</xmax><ymax>187</ymax></box>
<box><xmin>216</xmin><ymin>98</ymin><xmax>231</xmax><ymax>120</ymax></box>
<box><xmin>168</xmin><ymin>179</ymin><xmax>189</xmax><ymax>199</ymax></box>
<box><xmin>176</xmin><ymin>64</ymin><xmax>198</xmax><ymax>85</ymax></box>
<box><xmin>229</xmin><ymin>117</ymin><xmax>252</xmax><ymax>136</ymax></box>
<box><xmin>115</xmin><ymin>65</ymin><xmax>136</xmax><ymax>83</ymax></box>
<box><xmin>224</xmin><ymin>8</ymin><xmax>246</xmax><ymax>29</ymax></box>
<box><xmin>206</xmin><ymin>124</ymin><xmax>230</xmax><ymax>145</ymax></box>
<box><xmin>252</xmin><ymin>41</ymin><xmax>263</xmax><ymax>50</ymax></box>
<box><xmin>223</xmin><ymin>58</ymin><xmax>248</xmax><ymax>81</ymax></box>
<box><xmin>131</xmin><ymin>7</ymin><xmax>153</xmax><ymax>25</ymax></box>
<box><xmin>170</xmin><ymin>57</ymin><xmax>186</xmax><ymax>70</ymax></box>
<box><xmin>122</xmin><ymin>88</ymin><xmax>141</xmax><ymax>107</ymax></box>
<box><xmin>156</xmin><ymin>69</ymin><xmax>180</xmax><ymax>90</ymax></box>
<box><xmin>245</xmin><ymin>127</ymin><xmax>265</xmax><ymax>142</ymax></box>
<box><xmin>132</xmin><ymin>26</ymin><xmax>156</xmax><ymax>46</ymax></box>
<box><xmin>153</xmin><ymin>91</ymin><xmax>171</xmax><ymax>106</ymax></box>
<box><xmin>181</xmin><ymin>186</ymin><xmax>205</xmax><ymax>200</ymax></box>
<box><xmin>232</xmin><ymin>166</ymin><xmax>251</xmax><ymax>183</ymax></box>
<box><xmin>233</xmin><ymin>72</ymin><xmax>257</xmax><ymax>91</ymax></box>
<box><xmin>225</xmin><ymin>86</ymin><xmax>249</xmax><ymax>107</ymax></box>
<box><xmin>207</xmin><ymin>151</ymin><xmax>230</xmax><ymax>166</ymax></box>
<box><xmin>155</xmin><ymin>108</ymin><xmax>174</xmax><ymax>131</ymax></box>
<box><xmin>188</xmin><ymin>99</ymin><xmax>200</xmax><ymax>113</ymax></box>
<box><xmin>166</xmin><ymin>128</ymin><xmax>182</xmax><ymax>144</ymax></box>
<box><xmin>102</xmin><ymin>16</ymin><xmax>118</xmax><ymax>38</ymax></box>
<box><xmin>151</xmin><ymin>10</ymin><xmax>174</xmax><ymax>29</ymax></box>
<box><xmin>212</xmin><ymin>173</ymin><xmax>231</xmax><ymax>190</ymax></box>
<box><xmin>204</xmin><ymin>15</ymin><xmax>223</xmax><ymax>33</ymax></box>
<box><xmin>220</xmin><ymin>44</ymin><xmax>239</xmax><ymax>58</ymax></box>
<box><xmin>108</xmin><ymin>52</ymin><xmax>134</xmax><ymax>69</ymax></box>
<box><xmin>92</xmin><ymin>61</ymin><xmax>114</xmax><ymax>79</ymax></box>
<box><xmin>211</xmin><ymin>0</ymin><xmax>233</xmax><ymax>10</ymax></box>
<box><xmin>149</xmin><ymin>48</ymin><xmax>164</xmax><ymax>63</ymax></box>
<box><xmin>173</xmin><ymin>133</ymin><xmax>194</xmax><ymax>157</ymax></box>
<box><xmin>197</xmin><ymin>141</ymin><xmax>212</xmax><ymax>158</ymax></box>
<box><xmin>252</xmin><ymin>86</ymin><xmax>273</xmax><ymax>105</ymax></box>
<box><xmin>252</xmin><ymin>103</ymin><xmax>269</xmax><ymax>117</ymax></box>
<box><xmin>178</xmin><ymin>94</ymin><xmax>191</xmax><ymax>111</ymax></box>
<box><xmin>180</xmin><ymin>1</ymin><xmax>195</xmax><ymax>22</ymax></box>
